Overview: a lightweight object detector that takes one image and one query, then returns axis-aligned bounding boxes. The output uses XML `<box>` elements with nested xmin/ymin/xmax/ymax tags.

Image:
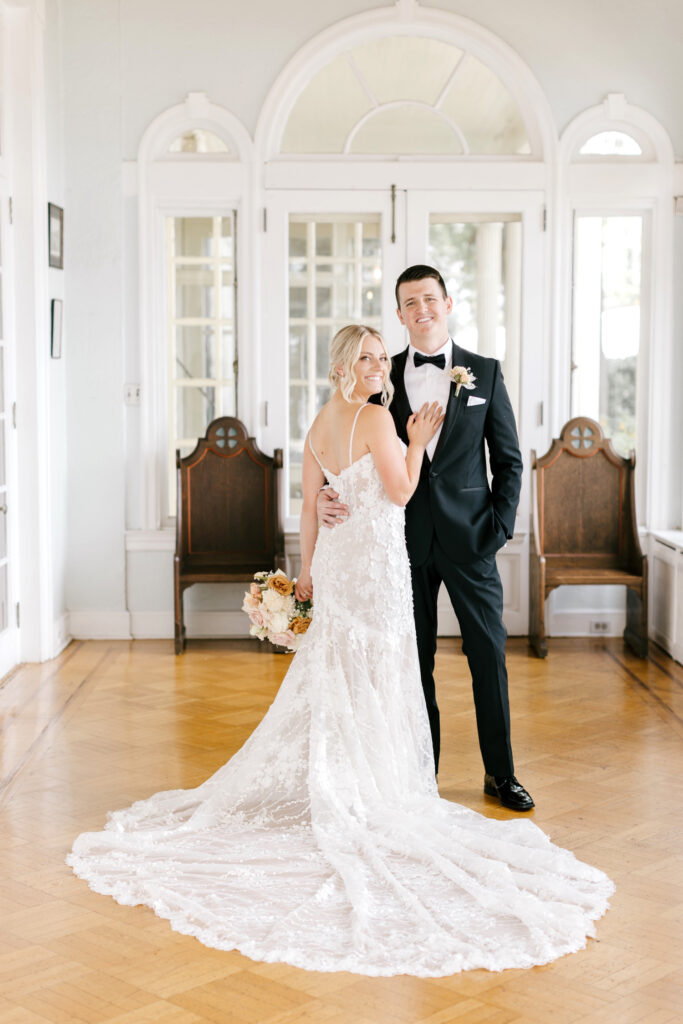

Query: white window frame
<box><xmin>557</xmin><ymin>94</ymin><xmax>675</xmax><ymax>532</ymax></box>
<box><xmin>134</xmin><ymin>93</ymin><xmax>255</xmax><ymax>531</ymax></box>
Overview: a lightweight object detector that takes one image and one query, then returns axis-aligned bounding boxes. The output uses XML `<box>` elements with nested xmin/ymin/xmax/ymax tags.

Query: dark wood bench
<box><xmin>529</xmin><ymin>416</ymin><xmax>647</xmax><ymax>658</ymax></box>
<box><xmin>174</xmin><ymin>417</ymin><xmax>284</xmax><ymax>654</ymax></box>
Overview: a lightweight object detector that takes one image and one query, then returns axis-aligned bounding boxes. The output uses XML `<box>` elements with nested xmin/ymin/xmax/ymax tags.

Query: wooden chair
<box><xmin>174</xmin><ymin>417</ymin><xmax>284</xmax><ymax>654</ymax></box>
<box><xmin>529</xmin><ymin>416</ymin><xmax>647</xmax><ymax>659</ymax></box>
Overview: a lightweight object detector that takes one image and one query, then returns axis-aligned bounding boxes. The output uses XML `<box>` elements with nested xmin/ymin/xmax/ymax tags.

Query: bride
<box><xmin>68</xmin><ymin>324</ymin><xmax>613</xmax><ymax>977</ymax></box>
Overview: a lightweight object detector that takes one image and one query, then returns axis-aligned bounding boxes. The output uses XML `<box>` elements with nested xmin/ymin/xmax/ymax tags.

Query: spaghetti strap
<box><xmin>307</xmin><ymin>432</ymin><xmax>326</xmax><ymax>474</ymax></box>
<box><xmin>348</xmin><ymin>404</ymin><xmax>369</xmax><ymax>467</ymax></box>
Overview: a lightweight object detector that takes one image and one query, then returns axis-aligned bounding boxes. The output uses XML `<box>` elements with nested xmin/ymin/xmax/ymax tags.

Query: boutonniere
<box><xmin>445</xmin><ymin>365</ymin><xmax>477</xmax><ymax>397</ymax></box>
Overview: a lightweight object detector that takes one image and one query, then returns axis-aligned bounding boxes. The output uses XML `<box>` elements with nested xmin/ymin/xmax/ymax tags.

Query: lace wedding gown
<box><xmin>68</xmin><ymin>408</ymin><xmax>613</xmax><ymax>976</ymax></box>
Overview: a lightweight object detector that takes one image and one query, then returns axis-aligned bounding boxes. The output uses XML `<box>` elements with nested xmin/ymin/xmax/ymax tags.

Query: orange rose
<box><xmin>290</xmin><ymin>616</ymin><xmax>311</xmax><ymax>635</ymax></box>
<box><xmin>268</xmin><ymin>574</ymin><xmax>294</xmax><ymax>597</ymax></box>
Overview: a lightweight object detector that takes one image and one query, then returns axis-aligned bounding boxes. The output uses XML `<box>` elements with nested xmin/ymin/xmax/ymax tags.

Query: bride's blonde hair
<box><xmin>328</xmin><ymin>325</ymin><xmax>394</xmax><ymax>407</ymax></box>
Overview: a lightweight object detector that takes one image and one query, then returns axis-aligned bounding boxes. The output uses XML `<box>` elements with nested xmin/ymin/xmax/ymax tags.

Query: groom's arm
<box><xmin>484</xmin><ymin>362</ymin><xmax>523</xmax><ymax>540</ymax></box>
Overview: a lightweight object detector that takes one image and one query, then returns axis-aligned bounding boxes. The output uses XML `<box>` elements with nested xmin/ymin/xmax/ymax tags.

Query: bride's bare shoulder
<box><xmin>361</xmin><ymin>404</ymin><xmax>395</xmax><ymax>432</ymax></box>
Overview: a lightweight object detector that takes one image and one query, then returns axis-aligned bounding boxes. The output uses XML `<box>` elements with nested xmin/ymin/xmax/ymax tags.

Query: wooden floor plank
<box><xmin>0</xmin><ymin>636</ymin><xmax>681</xmax><ymax>1023</ymax></box>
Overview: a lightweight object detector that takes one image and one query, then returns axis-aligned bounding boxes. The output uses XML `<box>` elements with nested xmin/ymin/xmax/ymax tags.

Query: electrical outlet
<box><xmin>589</xmin><ymin>620</ymin><xmax>610</xmax><ymax>635</ymax></box>
<box><xmin>124</xmin><ymin>384</ymin><xmax>141</xmax><ymax>406</ymax></box>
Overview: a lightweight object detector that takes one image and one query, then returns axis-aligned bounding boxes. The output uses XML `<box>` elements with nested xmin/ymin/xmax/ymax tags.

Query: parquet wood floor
<box><xmin>1</xmin><ymin>637</ymin><xmax>682</xmax><ymax>1023</ymax></box>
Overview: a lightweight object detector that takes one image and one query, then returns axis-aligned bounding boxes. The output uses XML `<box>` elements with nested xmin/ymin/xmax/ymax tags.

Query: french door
<box><xmin>263</xmin><ymin>188</ymin><xmax>547</xmax><ymax>633</ymax></box>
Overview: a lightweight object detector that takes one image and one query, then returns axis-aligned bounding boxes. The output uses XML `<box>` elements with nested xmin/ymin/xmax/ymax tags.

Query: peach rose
<box><xmin>290</xmin><ymin>616</ymin><xmax>311</xmax><ymax>635</ymax></box>
<box><xmin>268</xmin><ymin>573</ymin><xmax>294</xmax><ymax>597</ymax></box>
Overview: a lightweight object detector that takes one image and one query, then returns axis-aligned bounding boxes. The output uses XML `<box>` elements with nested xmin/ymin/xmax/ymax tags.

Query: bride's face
<box><xmin>351</xmin><ymin>335</ymin><xmax>390</xmax><ymax>400</ymax></box>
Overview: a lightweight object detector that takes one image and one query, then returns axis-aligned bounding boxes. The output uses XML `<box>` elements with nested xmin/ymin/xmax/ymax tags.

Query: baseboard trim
<box><xmin>547</xmin><ymin>609</ymin><xmax>626</xmax><ymax>637</ymax></box>
<box><xmin>51</xmin><ymin>612</ymin><xmax>72</xmax><ymax>656</ymax></box>
<box><xmin>130</xmin><ymin>610</ymin><xmax>249</xmax><ymax>640</ymax></box>
<box><xmin>69</xmin><ymin>611</ymin><xmax>132</xmax><ymax>640</ymax></box>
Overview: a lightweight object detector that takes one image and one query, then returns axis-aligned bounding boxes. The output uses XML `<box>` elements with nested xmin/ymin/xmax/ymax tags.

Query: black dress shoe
<box><xmin>484</xmin><ymin>774</ymin><xmax>535</xmax><ymax>811</ymax></box>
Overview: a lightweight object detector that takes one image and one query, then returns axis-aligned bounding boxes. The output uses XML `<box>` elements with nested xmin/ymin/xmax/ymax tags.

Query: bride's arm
<box><xmin>364</xmin><ymin>403</ymin><xmax>444</xmax><ymax>507</ymax></box>
<box><xmin>295</xmin><ymin>440</ymin><xmax>325</xmax><ymax>601</ymax></box>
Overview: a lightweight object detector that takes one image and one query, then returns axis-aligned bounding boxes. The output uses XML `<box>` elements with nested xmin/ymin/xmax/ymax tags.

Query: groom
<box><xmin>319</xmin><ymin>265</ymin><xmax>534</xmax><ymax>811</ymax></box>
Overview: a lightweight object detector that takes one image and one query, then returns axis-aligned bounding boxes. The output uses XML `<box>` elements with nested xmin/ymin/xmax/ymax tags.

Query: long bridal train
<box><xmin>68</xmin><ymin>447</ymin><xmax>613</xmax><ymax>977</ymax></box>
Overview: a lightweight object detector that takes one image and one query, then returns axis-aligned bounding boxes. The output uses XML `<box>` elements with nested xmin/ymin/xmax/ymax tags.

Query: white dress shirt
<box><xmin>404</xmin><ymin>337</ymin><xmax>452</xmax><ymax>461</ymax></box>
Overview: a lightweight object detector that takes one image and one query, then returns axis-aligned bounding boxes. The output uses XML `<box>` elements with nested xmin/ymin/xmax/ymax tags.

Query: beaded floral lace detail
<box><xmin>68</xmin><ymin>445</ymin><xmax>613</xmax><ymax>976</ymax></box>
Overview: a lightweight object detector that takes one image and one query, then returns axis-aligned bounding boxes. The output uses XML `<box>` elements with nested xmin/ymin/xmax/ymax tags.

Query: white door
<box><xmin>262</xmin><ymin>189</ymin><xmax>406</xmax><ymax>532</ymax></box>
<box><xmin>0</xmin><ymin>186</ymin><xmax>19</xmax><ymax>676</ymax></box>
<box><xmin>406</xmin><ymin>190</ymin><xmax>547</xmax><ymax>635</ymax></box>
<box><xmin>264</xmin><ymin>188</ymin><xmax>547</xmax><ymax>634</ymax></box>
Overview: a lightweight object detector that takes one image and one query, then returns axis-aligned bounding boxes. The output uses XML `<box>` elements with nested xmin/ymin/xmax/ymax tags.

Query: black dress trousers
<box><xmin>410</xmin><ymin>539</ymin><xmax>514</xmax><ymax>779</ymax></box>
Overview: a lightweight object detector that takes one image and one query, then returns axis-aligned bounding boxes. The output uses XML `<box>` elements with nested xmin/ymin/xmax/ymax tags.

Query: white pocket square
<box><xmin>467</xmin><ymin>396</ymin><xmax>486</xmax><ymax>406</ymax></box>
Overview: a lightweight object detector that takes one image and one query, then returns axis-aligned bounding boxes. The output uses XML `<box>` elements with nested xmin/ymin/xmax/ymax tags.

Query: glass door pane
<box><xmin>287</xmin><ymin>214</ymin><xmax>383</xmax><ymax>515</ymax></box>
<box><xmin>571</xmin><ymin>215</ymin><xmax>643</xmax><ymax>457</ymax></box>
<box><xmin>428</xmin><ymin>214</ymin><xmax>522</xmax><ymax>424</ymax></box>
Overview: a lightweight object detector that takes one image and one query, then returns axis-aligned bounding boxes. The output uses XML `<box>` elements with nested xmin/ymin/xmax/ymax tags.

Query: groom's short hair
<box><xmin>395</xmin><ymin>265</ymin><xmax>447</xmax><ymax>307</ymax></box>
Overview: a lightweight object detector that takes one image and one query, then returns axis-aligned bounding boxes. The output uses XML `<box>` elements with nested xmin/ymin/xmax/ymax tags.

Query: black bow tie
<box><xmin>413</xmin><ymin>352</ymin><xmax>446</xmax><ymax>370</ymax></box>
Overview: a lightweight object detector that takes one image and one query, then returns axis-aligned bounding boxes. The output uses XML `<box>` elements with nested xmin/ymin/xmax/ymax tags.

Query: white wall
<box><xmin>63</xmin><ymin>0</ymin><xmax>129</xmax><ymax>636</ymax></box>
<box><xmin>56</xmin><ymin>0</ymin><xmax>683</xmax><ymax>640</ymax></box>
<box><xmin>45</xmin><ymin>0</ymin><xmax>69</xmax><ymax>651</ymax></box>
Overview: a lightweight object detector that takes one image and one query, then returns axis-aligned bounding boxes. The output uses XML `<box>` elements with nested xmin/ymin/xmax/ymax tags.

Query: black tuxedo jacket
<box><xmin>374</xmin><ymin>341</ymin><xmax>523</xmax><ymax>567</ymax></box>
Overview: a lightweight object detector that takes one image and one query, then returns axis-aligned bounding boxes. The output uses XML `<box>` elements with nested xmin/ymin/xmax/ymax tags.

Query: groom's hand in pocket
<box><xmin>317</xmin><ymin>486</ymin><xmax>349</xmax><ymax>528</ymax></box>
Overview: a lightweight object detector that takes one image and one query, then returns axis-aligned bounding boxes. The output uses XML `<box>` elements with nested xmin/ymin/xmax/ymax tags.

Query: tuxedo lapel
<box><xmin>390</xmin><ymin>347</ymin><xmax>412</xmax><ymax>444</ymax></box>
<box><xmin>431</xmin><ymin>340</ymin><xmax>466</xmax><ymax>464</ymax></box>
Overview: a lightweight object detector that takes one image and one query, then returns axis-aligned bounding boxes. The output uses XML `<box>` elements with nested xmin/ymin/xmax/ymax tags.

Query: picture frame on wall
<box><xmin>51</xmin><ymin>298</ymin><xmax>63</xmax><ymax>358</ymax></box>
<box><xmin>48</xmin><ymin>202</ymin><xmax>64</xmax><ymax>269</ymax></box>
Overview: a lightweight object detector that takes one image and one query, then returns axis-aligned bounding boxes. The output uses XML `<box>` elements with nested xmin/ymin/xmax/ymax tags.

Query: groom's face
<box><xmin>396</xmin><ymin>278</ymin><xmax>452</xmax><ymax>353</ymax></box>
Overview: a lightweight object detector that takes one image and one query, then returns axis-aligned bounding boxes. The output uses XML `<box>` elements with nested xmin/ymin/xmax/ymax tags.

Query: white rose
<box><xmin>269</xmin><ymin>611</ymin><xmax>290</xmax><ymax>635</ymax></box>
<box><xmin>262</xmin><ymin>589</ymin><xmax>286</xmax><ymax>613</ymax></box>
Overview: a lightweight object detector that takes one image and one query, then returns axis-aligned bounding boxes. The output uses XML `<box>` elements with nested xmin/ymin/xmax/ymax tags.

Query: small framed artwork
<box><xmin>48</xmin><ymin>203</ymin><xmax>64</xmax><ymax>269</ymax></box>
<box><xmin>51</xmin><ymin>298</ymin><xmax>63</xmax><ymax>358</ymax></box>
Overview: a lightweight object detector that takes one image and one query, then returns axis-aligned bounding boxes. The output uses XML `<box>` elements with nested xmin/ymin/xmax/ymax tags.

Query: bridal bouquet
<box><xmin>242</xmin><ymin>570</ymin><xmax>313</xmax><ymax>652</ymax></box>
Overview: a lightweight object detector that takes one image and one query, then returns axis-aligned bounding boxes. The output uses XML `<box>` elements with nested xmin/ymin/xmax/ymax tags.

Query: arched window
<box><xmin>136</xmin><ymin>93</ymin><xmax>253</xmax><ymax>528</ymax></box>
<box><xmin>280</xmin><ymin>36</ymin><xmax>531</xmax><ymax>156</ymax></box>
<box><xmin>559</xmin><ymin>93</ymin><xmax>674</xmax><ymax>530</ymax></box>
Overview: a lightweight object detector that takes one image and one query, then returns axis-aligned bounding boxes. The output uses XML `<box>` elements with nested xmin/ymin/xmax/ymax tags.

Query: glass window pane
<box><xmin>281</xmin><ymin>56</ymin><xmax>373</xmax><ymax>154</ymax></box>
<box><xmin>579</xmin><ymin>131</ymin><xmax>642</xmax><ymax>157</ymax></box>
<box><xmin>176</xmin><ymin>325</ymin><xmax>215</xmax><ymax>379</ymax></box>
<box><xmin>290</xmin><ymin>325</ymin><xmax>308</xmax><ymax>380</ymax></box>
<box><xmin>289</xmin><ymin>285</ymin><xmax>307</xmax><ymax>319</ymax></box>
<box><xmin>571</xmin><ymin>216</ymin><xmax>642</xmax><ymax>457</ymax></box>
<box><xmin>289</xmin><ymin>385</ymin><xmax>309</xmax><ymax>443</ymax></box>
<box><xmin>174</xmin><ymin>219</ymin><xmax>215</xmax><ymax>258</ymax></box>
<box><xmin>175</xmin><ymin>265</ymin><xmax>215</xmax><ymax>318</ymax></box>
<box><xmin>167</xmin><ymin>129</ymin><xmax>230</xmax><ymax>154</ymax></box>
<box><xmin>350</xmin><ymin>106</ymin><xmax>462</xmax><ymax>155</ymax></box>
<box><xmin>351</xmin><ymin>36</ymin><xmax>463</xmax><ymax>105</ymax></box>
<box><xmin>289</xmin><ymin>449</ymin><xmax>303</xmax><ymax>517</ymax></box>
<box><xmin>177</xmin><ymin>385</ymin><xmax>216</xmax><ymax>440</ymax></box>
<box><xmin>439</xmin><ymin>55</ymin><xmax>530</xmax><ymax>155</ymax></box>
<box><xmin>429</xmin><ymin>215</ymin><xmax>522</xmax><ymax>422</ymax></box>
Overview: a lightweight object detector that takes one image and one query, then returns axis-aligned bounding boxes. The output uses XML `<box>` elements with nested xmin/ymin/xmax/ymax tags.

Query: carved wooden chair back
<box><xmin>176</xmin><ymin>417</ymin><xmax>284</xmax><ymax>573</ymax></box>
<box><xmin>532</xmin><ymin>416</ymin><xmax>640</xmax><ymax>573</ymax></box>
